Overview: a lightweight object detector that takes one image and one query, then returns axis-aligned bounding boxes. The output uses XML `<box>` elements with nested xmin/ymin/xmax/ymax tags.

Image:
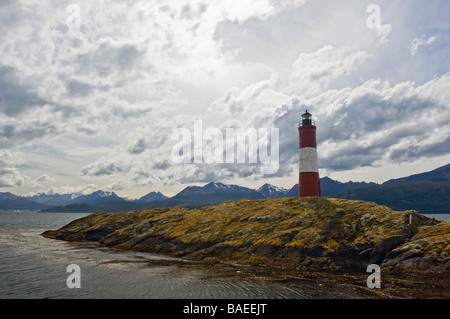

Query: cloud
<box><xmin>77</xmin><ymin>37</ymin><xmax>450</xmax><ymax>186</ymax></box>
<box><xmin>36</xmin><ymin>174</ymin><xmax>53</xmax><ymax>183</ymax></box>
<box><xmin>0</xmin><ymin>107</ymin><xmax>60</xmax><ymax>148</ymax></box>
<box><xmin>410</xmin><ymin>35</ymin><xmax>437</xmax><ymax>56</ymax></box>
<box><xmin>389</xmin><ymin>135</ymin><xmax>450</xmax><ymax>162</ymax></box>
<box><xmin>270</xmin><ymin>0</ymin><xmax>306</xmax><ymax>10</ymax></box>
<box><xmin>0</xmin><ymin>65</ymin><xmax>49</xmax><ymax>117</ymax></box>
<box><xmin>312</xmin><ymin>74</ymin><xmax>450</xmax><ymax>171</ymax></box>
<box><xmin>0</xmin><ymin>150</ymin><xmax>25</xmax><ymax>187</ymax></box>
<box><xmin>64</xmin><ymin>79</ymin><xmax>94</xmax><ymax>97</ymax></box>
<box><xmin>27</xmin><ymin>174</ymin><xmax>56</xmax><ymax>189</ymax></box>
<box><xmin>81</xmin><ymin>159</ymin><xmax>127</xmax><ymax>177</ymax></box>
<box><xmin>47</xmin><ymin>184</ymin><xmax>99</xmax><ymax>196</ymax></box>
<box><xmin>1</xmin><ymin>0</ymin><xmax>448</xmax><ymax>194</ymax></box>
<box><xmin>201</xmin><ymin>62</ymin><xmax>450</xmax><ymax>176</ymax></box>
<box><xmin>128</xmin><ymin>138</ymin><xmax>147</xmax><ymax>155</ymax></box>
<box><xmin>75</xmin><ymin>41</ymin><xmax>144</xmax><ymax>77</ymax></box>
<box><xmin>288</xmin><ymin>45</ymin><xmax>369</xmax><ymax>95</ymax></box>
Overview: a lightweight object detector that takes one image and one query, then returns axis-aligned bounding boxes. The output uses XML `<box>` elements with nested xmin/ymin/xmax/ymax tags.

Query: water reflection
<box><xmin>0</xmin><ymin>228</ymin><xmax>362</xmax><ymax>299</ymax></box>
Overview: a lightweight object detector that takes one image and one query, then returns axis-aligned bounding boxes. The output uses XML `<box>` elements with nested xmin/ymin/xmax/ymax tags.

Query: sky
<box><xmin>0</xmin><ymin>0</ymin><xmax>449</xmax><ymax>198</ymax></box>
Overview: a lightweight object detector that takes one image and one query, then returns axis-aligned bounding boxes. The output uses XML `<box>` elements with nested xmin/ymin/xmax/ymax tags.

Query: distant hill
<box><xmin>0</xmin><ymin>192</ymin><xmax>48</xmax><ymax>211</ymax></box>
<box><xmin>40</xmin><ymin>183</ymin><xmax>265</xmax><ymax>213</ymax></box>
<box><xmin>2</xmin><ymin>189</ymin><xmax>171</xmax><ymax>212</ymax></box>
<box><xmin>285</xmin><ymin>178</ymin><xmax>378</xmax><ymax>197</ymax></box>
<box><xmin>333</xmin><ymin>181</ymin><xmax>450</xmax><ymax>214</ymax></box>
<box><xmin>27</xmin><ymin>193</ymin><xmax>80</xmax><ymax>207</ymax></box>
<box><xmin>27</xmin><ymin>190</ymin><xmax>168</xmax><ymax>207</ymax></box>
<box><xmin>286</xmin><ymin>184</ymin><xmax>298</xmax><ymax>197</ymax></box>
<box><xmin>172</xmin><ymin>182</ymin><xmax>265</xmax><ymax>204</ymax></box>
<box><xmin>3</xmin><ymin>177</ymin><xmax>382</xmax><ymax>212</ymax></box>
<box><xmin>383</xmin><ymin>164</ymin><xmax>450</xmax><ymax>185</ymax></box>
<box><xmin>69</xmin><ymin>190</ymin><xmax>124</xmax><ymax>205</ymax></box>
<box><xmin>24</xmin><ymin>190</ymin><xmax>125</xmax><ymax>207</ymax></box>
<box><xmin>40</xmin><ymin>198</ymin><xmax>211</xmax><ymax>213</ymax></box>
<box><xmin>333</xmin><ymin>164</ymin><xmax>450</xmax><ymax>214</ymax></box>
<box><xmin>175</xmin><ymin>182</ymin><xmax>258</xmax><ymax>196</ymax></box>
<box><xmin>136</xmin><ymin>191</ymin><xmax>168</xmax><ymax>203</ymax></box>
<box><xmin>320</xmin><ymin>177</ymin><xmax>378</xmax><ymax>197</ymax></box>
<box><xmin>0</xmin><ymin>177</ymin><xmax>397</xmax><ymax>212</ymax></box>
<box><xmin>4</xmin><ymin>164</ymin><xmax>449</xmax><ymax>214</ymax></box>
<box><xmin>41</xmin><ymin>182</ymin><xmax>269</xmax><ymax>213</ymax></box>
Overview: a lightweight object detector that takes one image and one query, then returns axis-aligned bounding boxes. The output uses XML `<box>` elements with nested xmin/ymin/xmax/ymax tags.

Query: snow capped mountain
<box><xmin>258</xmin><ymin>184</ymin><xmax>289</xmax><ymax>198</ymax></box>
<box><xmin>95</xmin><ymin>190</ymin><xmax>115</xmax><ymax>197</ymax></box>
<box><xmin>26</xmin><ymin>192</ymin><xmax>82</xmax><ymax>206</ymax></box>
<box><xmin>175</xmin><ymin>182</ymin><xmax>260</xmax><ymax>197</ymax></box>
<box><xmin>5</xmin><ymin>164</ymin><xmax>449</xmax><ymax>214</ymax></box>
<box><xmin>71</xmin><ymin>190</ymin><xmax>123</xmax><ymax>205</ymax></box>
<box><xmin>24</xmin><ymin>190</ymin><xmax>124</xmax><ymax>206</ymax></box>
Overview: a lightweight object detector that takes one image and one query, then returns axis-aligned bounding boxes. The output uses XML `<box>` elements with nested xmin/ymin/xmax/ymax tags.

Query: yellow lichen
<box><xmin>44</xmin><ymin>197</ymin><xmax>450</xmax><ymax>269</ymax></box>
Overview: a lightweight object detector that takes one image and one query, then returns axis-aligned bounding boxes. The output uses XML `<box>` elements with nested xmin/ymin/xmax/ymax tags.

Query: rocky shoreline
<box><xmin>42</xmin><ymin>197</ymin><xmax>450</xmax><ymax>298</ymax></box>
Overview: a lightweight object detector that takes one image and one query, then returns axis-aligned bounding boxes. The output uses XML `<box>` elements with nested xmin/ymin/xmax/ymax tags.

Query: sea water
<box><xmin>1</xmin><ymin>211</ymin><xmax>448</xmax><ymax>299</ymax></box>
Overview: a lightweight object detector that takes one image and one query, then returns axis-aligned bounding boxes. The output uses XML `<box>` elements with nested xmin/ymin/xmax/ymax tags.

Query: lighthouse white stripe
<box><xmin>299</xmin><ymin>147</ymin><xmax>318</xmax><ymax>173</ymax></box>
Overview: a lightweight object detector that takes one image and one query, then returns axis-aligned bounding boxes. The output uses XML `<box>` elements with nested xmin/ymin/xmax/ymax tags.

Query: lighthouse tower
<box><xmin>298</xmin><ymin>111</ymin><xmax>321</xmax><ymax>197</ymax></box>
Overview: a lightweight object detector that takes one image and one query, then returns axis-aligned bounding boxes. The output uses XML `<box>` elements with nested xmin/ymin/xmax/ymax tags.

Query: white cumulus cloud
<box><xmin>410</xmin><ymin>35</ymin><xmax>438</xmax><ymax>56</ymax></box>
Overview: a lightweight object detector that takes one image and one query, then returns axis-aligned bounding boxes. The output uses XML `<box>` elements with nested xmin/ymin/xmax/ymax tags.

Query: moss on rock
<box><xmin>41</xmin><ymin>197</ymin><xmax>449</xmax><ymax>272</ymax></box>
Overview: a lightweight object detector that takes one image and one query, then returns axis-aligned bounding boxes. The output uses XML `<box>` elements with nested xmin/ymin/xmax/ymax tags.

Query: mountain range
<box><xmin>333</xmin><ymin>164</ymin><xmax>450</xmax><ymax>214</ymax></box>
<box><xmin>1</xmin><ymin>163</ymin><xmax>449</xmax><ymax>214</ymax></box>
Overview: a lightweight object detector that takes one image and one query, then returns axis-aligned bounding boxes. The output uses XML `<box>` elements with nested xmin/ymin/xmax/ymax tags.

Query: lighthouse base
<box><xmin>298</xmin><ymin>172</ymin><xmax>321</xmax><ymax>197</ymax></box>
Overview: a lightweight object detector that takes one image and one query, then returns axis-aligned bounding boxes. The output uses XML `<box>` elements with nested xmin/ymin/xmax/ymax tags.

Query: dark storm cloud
<box><xmin>127</xmin><ymin>132</ymin><xmax>167</xmax><ymax>155</ymax></box>
<box><xmin>0</xmin><ymin>65</ymin><xmax>49</xmax><ymax>117</ymax></box>
<box><xmin>389</xmin><ymin>135</ymin><xmax>450</xmax><ymax>162</ymax></box>
<box><xmin>128</xmin><ymin>138</ymin><xmax>146</xmax><ymax>155</ymax></box>
<box><xmin>81</xmin><ymin>161</ymin><xmax>124</xmax><ymax>177</ymax></box>
<box><xmin>0</xmin><ymin>120</ymin><xmax>59</xmax><ymax>148</ymax></box>
<box><xmin>315</xmin><ymin>92</ymin><xmax>431</xmax><ymax>144</ymax></box>
<box><xmin>270</xmin><ymin>77</ymin><xmax>450</xmax><ymax>174</ymax></box>
<box><xmin>152</xmin><ymin>160</ymin><xmax>170</xmax><ymax>170</ymax></box>
<box><xmin>320</xmin><ymin>152</ymin><xmax>380</xmax><ymax>172</ymax></box>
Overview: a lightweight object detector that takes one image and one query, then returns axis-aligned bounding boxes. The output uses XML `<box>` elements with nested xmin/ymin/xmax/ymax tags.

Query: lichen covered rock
<box><xmin>42</xmin><ymin>197</ymin><xmax>449</xmax><ymax>272</ymax></box>
<box><xmin>384</xmin><ymin>221</ymin><xmax>450</xmax><ymax>271</ymax></box>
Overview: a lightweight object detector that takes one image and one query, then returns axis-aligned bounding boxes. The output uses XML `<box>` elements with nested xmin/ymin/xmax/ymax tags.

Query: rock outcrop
<box><xmin>42</xmin><ymin>197</ymin><xmax>450</xmax><ymax>273</ymax></box>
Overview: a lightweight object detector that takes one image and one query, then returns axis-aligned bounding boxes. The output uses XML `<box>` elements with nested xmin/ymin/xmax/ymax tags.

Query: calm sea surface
<box><xmin>0</xmin><ymin>211</ymin><xmax>448</xmax><ymax>299</ymax></box>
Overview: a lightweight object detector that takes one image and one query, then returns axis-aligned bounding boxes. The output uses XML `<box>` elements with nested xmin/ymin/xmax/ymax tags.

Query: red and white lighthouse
<box><xmin>298</xmin><ymin>111</ymin><xmax>321</xmax><ymax>197</ymax></box>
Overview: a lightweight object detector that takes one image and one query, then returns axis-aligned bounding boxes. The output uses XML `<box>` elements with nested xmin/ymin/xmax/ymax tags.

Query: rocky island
<box><xmin>42</xmin><ymin>197</ymin><xmax>450</xmax><ymax>298</ymax></box>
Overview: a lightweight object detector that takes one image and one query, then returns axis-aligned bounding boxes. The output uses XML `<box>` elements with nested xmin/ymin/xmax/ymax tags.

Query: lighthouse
<box><xmin>298</xmin><ymin>111</ymin><xmax>321</xmax><ymax>197</ymax></box>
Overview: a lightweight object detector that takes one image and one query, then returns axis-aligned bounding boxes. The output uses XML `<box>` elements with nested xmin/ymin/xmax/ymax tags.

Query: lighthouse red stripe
<box><xmin>298</xmin><ymin>126</ymin><xmax>317</xmax><ymax>148</ymax></box>
<box><xmin>298</xmin><ymin>172</ymin><xmax>321</xmax><ymax>197</ymax></box>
